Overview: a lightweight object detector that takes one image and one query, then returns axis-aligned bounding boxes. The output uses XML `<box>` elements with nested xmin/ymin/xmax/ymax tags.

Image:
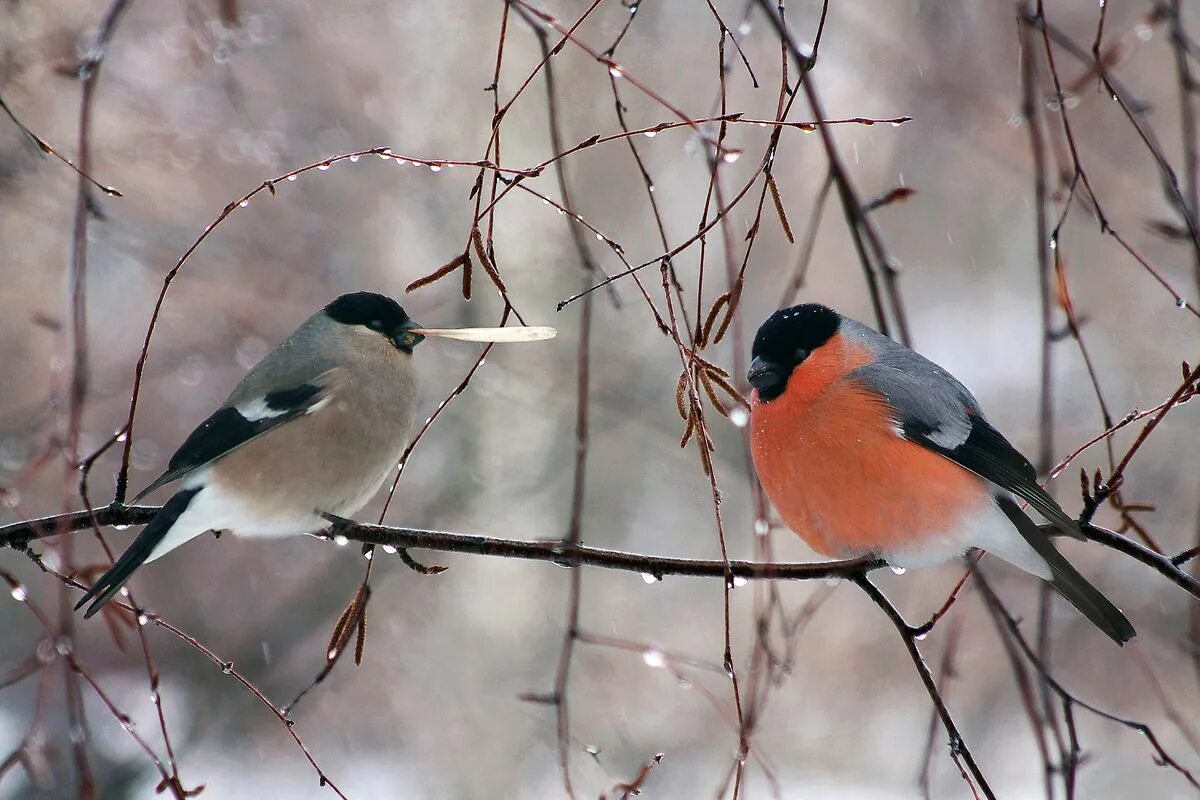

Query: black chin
<box><xmin>747</xmin><ymin>357</ymin><xmax>789</xmax><ymax>401</ymax></box>
<box><xmin>751</xmin><ymin>374</ymin><xmax>787</xmax><ymax>401</ymax></box>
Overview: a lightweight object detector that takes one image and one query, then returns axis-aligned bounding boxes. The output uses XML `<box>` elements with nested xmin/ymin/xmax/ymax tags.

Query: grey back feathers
<box><xmin>840</xmin><ymin>318</ymin><xmax>977</xmax><ymax>450</ymax></box>
<box><xmin>839</xmin><ymin>316</ymin><xmax>1080</xmax><ymax>535</ymax></box>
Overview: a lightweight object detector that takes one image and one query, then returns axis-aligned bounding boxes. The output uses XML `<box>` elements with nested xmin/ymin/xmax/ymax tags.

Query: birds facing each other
<box><xmin>746</xmin><ymin>304</ymin><xmax>1135</xmax><ymax>644</ymax></box>
<box><xmin>76</xmin><ymin>292</ymin><xmax>555</xmax><ymax>619</ymax></box>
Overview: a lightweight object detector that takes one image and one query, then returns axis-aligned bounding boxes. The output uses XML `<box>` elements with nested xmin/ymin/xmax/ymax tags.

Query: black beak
<box><xmin>747</xmin><ymin>356</ymin><xmax>784</xmax><ymax>393</ymax></box>
<box><xmin>391</xmin><ymin>318</ymin><xmax>426</xmax><ymax>351</ymax></box>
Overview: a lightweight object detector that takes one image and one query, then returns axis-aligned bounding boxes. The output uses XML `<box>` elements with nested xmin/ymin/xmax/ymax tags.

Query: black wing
<box><xmin>850</xmin><ymin>361</ymin><xmax>1082</xmax><ymax>538</ymax></box>
<box><xmin>132</xmin><ymin>376</ymin><xmax>336</xmax><ymax>502</ymax></box>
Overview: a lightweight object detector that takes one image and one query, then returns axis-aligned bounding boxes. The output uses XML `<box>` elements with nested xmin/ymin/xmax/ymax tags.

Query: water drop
<box><xmin>595</xmin><ymin>233</ymin><xmax>603</xmax><ymax>241</ymax></box>
<box><xmin>643</xmin><ymin>130</ymin><xmax>658</xmax><ymax>139</ymax></box>
<box><xmin>115</xmin><ymin>431</ymin><xmax>128</xmax><ymax>442</ymax></box>
<box><xmin>542</xmin><ymin>198</ymin><xmax>550</xmax><ymax>205</ymax></box>
<box><xmin>914</xmin><ymin>630</ymin><xmax>928</xmax><ymax>641</ymax></box>
<box><xmin>729</xmin><ymin>407</ymin><xmax>749</xmax><ymax>428</ymax></box>
<box><xmin>328</xmin><ymin>648</ymin><xmax>339</xmax><ymax>660</ymax></box>
<box><xmin>1048</xmin><ymin>238</ymin><xmax>1057</xmax><ymax>250</ymax></box>
<box><xmin>113</xmin><ymin>524</ymin><xmax>130</xmax><ymax>531</ymax></box>
<box><xmin>286</xmin><ymin>175</ymin><xmax>297</xmax><ymax>181</ymax></box>
<box><xmin>317</xmin><ymin>163</ymin><xmax>330</xmax><ymax>171</ymax></box>
<box><xmin>732</xmin><ymin>575</ymin><xmax>748</xmax><ymax>588</ymax></box>
<box><xmin>648</xmin><ymin>184</ymin><xmax>656</xmax><ymax>193</ymax></box>
<box><xmin>641</xmin><ymin>572</ymin><xmax>660</xmax><ymax>584</ymax></box>
<box><xmin>1177</xmin><ymin>298</ymin><xmax>1189</xmax><ymax>310</ymax></box>
<box><xmin>754</xmin><ymin>519</ymin><xmax>770</xmax><ymax>536</ymax></box>
<box><xmin>737</xmin><ymin>20</ymin><xmax>752</xmax><ymax>35</ymax></box>
<box><xmin>642</xmin><ymin>648</ymin><xmax>666</xmax><ymax>668</ymax></box>
<box><xmin>890</xmin><ymin>566</ymin><xmax>907</xmax><ymax>576</ymax></box>
<box><xmin>150</xmin><ymin>692</ymin><xmax>160</xmax><ymax>704</ymax></box>
<box><xmin>137</xmin><ymin>613</ymin><xmax>149</xmax><ymax>626</ymax></box>
<box><xmin>364</xmin><ymin>550</ymin><xmax>373</xmax><ymax>561</ymax></box>
<box><xmin>890</xmin><ymin>120</ymin><xmax>905</xmax><ymax>128</ymax></box>
<box><xmin>120</xmin><ymin>587</ymin><xmax>130</xmax><ymax>597</ymax></box>
<box><xmin>349</xmin><ymin>155</ymin><xmax>359</xmax><ymax>163</ymax></box>
<box><xmin>608</xmin><ymin>64</ymin><xmax>623</xmax><ymax>78</ymax></box>
<box><xmin>10</xmin><ymin>584</ymin><xmax>27</xmax><ymax>602</ymax></box>
<box><xmin>721</xmin><ymin>149</ymin><xmax>742</xmax><ymax>164</ymax></box>
<box><xmin>382</xmin><ymin>544</ymin><xmax>398</xmax><ymax>555</ymax></box>
<box><xmin>429</xmin><ymin>163</ymin><xmax>442</xmax><ymax>173</ymax></box>
<box><xmin>396</xmin><ymin>158</ymin><xmax>409</xmax><ymax>166</ymax></box>
<box><xmin>333</xmin><ymin>534</ymin><xmax>349</xmax><ymax>546</ymax></box>
<box><xmin>239</xmin><ymin>200</ymin><xmax>249</xmax><ymax>208</ymax></box>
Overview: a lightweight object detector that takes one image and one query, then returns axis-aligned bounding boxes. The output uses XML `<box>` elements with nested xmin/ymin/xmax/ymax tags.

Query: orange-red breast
<box><xmin>747</xmin><ymin>304</ymin><xmax>1134</xmax><ymax>644</ymax></box>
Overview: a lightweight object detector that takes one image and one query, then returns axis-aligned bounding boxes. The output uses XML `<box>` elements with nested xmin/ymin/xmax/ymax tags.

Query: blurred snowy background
<box><xmin>2</xmin><ymin>1</ymin><xmax>1199</xmax><ymax>798</ymax></box>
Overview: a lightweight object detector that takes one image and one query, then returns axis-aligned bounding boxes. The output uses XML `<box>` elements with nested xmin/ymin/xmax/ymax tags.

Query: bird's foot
<box><xmin>316</xmin><ymin>511</ymin><xmax>447</xmax><ymax>576</ymax></box>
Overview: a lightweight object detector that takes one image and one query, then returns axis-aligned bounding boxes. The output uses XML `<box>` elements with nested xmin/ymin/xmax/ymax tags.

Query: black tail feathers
<box><xmin>75</xmin><ymin>488</ymin><xmax>199</xmax><ymax>619</ymax></box>
<box><xmin>997</xmin><ymin>497</ymin><xmax>1135</xmax><ymax>645</ymax></box>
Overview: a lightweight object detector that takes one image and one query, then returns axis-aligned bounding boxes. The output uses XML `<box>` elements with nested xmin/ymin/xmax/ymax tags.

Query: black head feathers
<box><xmin>325</xmin><ymin>292</ymin><xmax>411</xmax><ymax>329</ymax></box>
<box><xmin>751</xmin><ymin>304</ymin><xmax>841</xmax><ymax>366</ymax></box>
<box><xmin>324</xmin><ymin>292</ymin><xmax>424</xmax><ymax>352</ymax></box>
<box><xmin>748</xmin><ymin>304</ymin><xmax>842</xmax><ymax>401</ymax></box>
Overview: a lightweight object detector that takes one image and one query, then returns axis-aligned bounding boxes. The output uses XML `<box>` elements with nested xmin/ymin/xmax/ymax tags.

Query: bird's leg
<box><xmin>317</xmin><ymin>511</ymin><xmax>355</xmax><ymax>534</ymax></box>
<box><xmin>316</xmin><ymin>511</ymin><xmax>447</xmax><ymax>575</ymax></box>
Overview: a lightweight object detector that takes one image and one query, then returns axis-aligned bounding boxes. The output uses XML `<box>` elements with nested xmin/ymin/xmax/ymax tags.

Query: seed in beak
<box><xmin>409</xmin><ymin>326</ymin><xmax>556</xmax><ymax>343</ymax></box>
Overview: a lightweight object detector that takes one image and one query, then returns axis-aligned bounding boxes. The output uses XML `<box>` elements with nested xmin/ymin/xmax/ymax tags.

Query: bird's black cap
<box><xmin>748</xmin><ymin>304</ymin><xmax>841</xmax><ymax>401</ymax></box>
<box><xmin>324</xmin><ymin>292</ymin><xmax>424</xmax><ymax>351</ymax></box>
<box><xmin>325</xmin><ymin>292</ymin><xmax>411</xmax><ymax>328</ymax></box>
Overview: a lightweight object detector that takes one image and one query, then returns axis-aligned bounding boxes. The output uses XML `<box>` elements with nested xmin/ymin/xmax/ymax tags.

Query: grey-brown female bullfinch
<box><xmin>76</xmin><ymin>291</ymin><xmax>524</xmax><ymax>619</ymax></box>
<box><xmin>747</xmin><ymin>304</ymin><xmax>1135</xmax><ymax>644</ymax></box>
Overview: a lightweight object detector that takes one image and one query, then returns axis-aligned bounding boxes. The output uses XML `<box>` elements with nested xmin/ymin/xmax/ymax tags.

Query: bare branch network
<box><xmin>3</xmin><ymin>0</ymin><xmax>1200</xmax><ymax>799</ymax></box>
<box><xmin>3</xmin><ymin>505</ymin><xmax>1200</xmax><ymax>592</ymax></box>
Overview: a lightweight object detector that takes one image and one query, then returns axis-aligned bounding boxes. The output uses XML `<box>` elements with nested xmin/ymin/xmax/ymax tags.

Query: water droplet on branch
<box><xmin>642</xmin><ymin>648</ymin><xmax>665</xmax><ymax>668</ymax></box>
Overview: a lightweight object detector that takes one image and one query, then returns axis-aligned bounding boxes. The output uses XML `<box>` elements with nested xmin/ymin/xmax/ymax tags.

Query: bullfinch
<box><xmin>747</xmin><ymin>304</ymin><xmax>1135</xmax><ymax>644</ymax></box>
<box><xmin>76</xmin><ymin>291</ymin><xmax>553</xmax><ymax>618</ymax></box>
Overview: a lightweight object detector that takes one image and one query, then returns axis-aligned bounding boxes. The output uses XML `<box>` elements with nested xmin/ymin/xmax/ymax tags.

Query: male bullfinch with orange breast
<box><xmin>747</xmin><ymin>304</ymin><xmax>1135</xmax><ymax>644</ymax></box>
